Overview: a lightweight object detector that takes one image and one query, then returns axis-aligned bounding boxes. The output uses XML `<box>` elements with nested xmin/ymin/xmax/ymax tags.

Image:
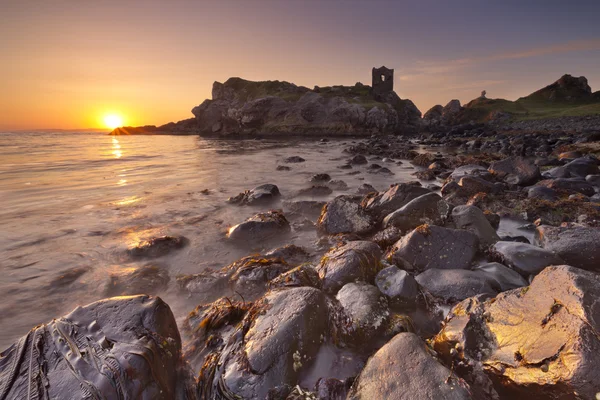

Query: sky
<box><xmin>1</xmin><ymin>0</ymin><xmax>599</xmax><ymax>130</ymax></box>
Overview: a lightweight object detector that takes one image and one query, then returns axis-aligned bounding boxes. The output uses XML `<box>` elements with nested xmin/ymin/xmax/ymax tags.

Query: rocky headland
<box><xmin>4</xmin><ymin>73</ymin><xmax>600</xmax><ymax>399</ymax></box>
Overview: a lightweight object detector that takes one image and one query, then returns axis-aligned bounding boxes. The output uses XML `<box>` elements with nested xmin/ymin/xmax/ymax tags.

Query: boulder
<box><xmin>349</xmin><ymin>154</ymin><xmax>368</xmax><ymax>165</ymax></box>
<box><xmin>0</xmin><ymin>296</ymin><xmax>192</xmax><ymax>399</ymax></box>
<box><xmin>227</xmin><ymin>183</ymin><xmax>281</xmax><ymax>205</ymax></box>
<box><xmin>449</xmin><ymin>164</ymin><xmax>491</xmax><ymax>181</ymax></box>
<box><xmin>491</xmin><ymin>241</ymin><xmax>563</xmax><ymax>277</ymax></box>
<box><xmin>362</xmin><ymin>183</ymin><xmax>431</xmax><ymax>220</ymax></box>
<box><xmin>126</xmin><ymin>235</ymin><xmax>189</xmax><ymax>259</ymax></box>
<box><xmin>489</xmin><ymin>157</ymin><xmax>541</xmax><ymax>185</ymax></box>
<box><xmin>383</xmin><ymin>192</ymin><xmax>451</xmax><ymax>232</ymax></box>
<box><xmin>387</xmin><ymin>225</ymin><xmax>478</xmax><ymax>272</ymax></box>
<box><xmin>310</xmin><ymin>173</ymin><xmax>331</xmax><ymax>182</ymax></box>
<box><xmin>285</xmin><ymin>156</ymin><xmax>306</xmax><ymax>163</ymax></box>
<box><xmin>535</xmin><ymin>225</ymin><xmax>600</xmax><ymax>272</ymax></box>
<box><xmin>457</xmin><ymin>176</ymin><xmax>501</xmax><ymax>197</ymax></box>
<box><xmin>544</xmin><ymin>157</ymin><xmax>599</xmax><ymax>179</ymax></box>
<box><xmin>317</xmin><ymin>195</ymin><xmax>375</xmax><ymax>235</ymax></box>
<box><xmin>228</xmin><ymin>257</ymin><xmax>293</xmax><ymax>299</ymax></box>
<box><xmin>347</xmin><ymin>332</ymin><xmax>473</xmax><ymax>399</ymax></box>
<box><xmin>268</xmin><ymin>264</ymin><xmax>321</xmax><ymax>290</ymax></box>
<box><xmin>227</xmin><ymin>210</ymin><xmax>291</xmax><ymax>242</ymax></box>
<box><xmin>264</xmin><ymin>244</ymin><xmax>310</xmax><ymax>265</ymax></box>
<box><xmin>527</xmin><ymin>186</ymin><xmax>560</xmax><ymax>201</ymax></box>
<box><xmin>282</xmin><ymin>200</ymin><xmax>326</xmax><ymax>219</ymax></box>
<box><xmin>415</xmin><ymin>269</ymin><xmax>498</xmax><ymax>303</ymax></box>
<box><xmin>433</xmin><ymin>265</ymin><xmax>600</xmax><ymax>399</ymax></box>
<box><xmin>375</xmin><ymin>266</ymin><xmax>419</xmax><ymax>302</ymax></box>
<box><xmin>198</xmin><ymin>287</ymin><xmax>328</xmax><ymax>399</ymax></box>
<box><xmin>336</xmin><ymin>282</ymin><xmax>389</xmax><ymax>338</ymax></box>
<box><xmin>535</xmin><ymin>178</ymin><xmax>595</xmax><ymax>196</ymax></box>
<box><xmin>472</xmin><ymin>262</ymin><xmax>529</xmax><ymax>292</ymax></box>
<box><xmin>105</xmin><ymin>263</ymin><xmax>170</xmax><ymax>296</ymax></box>
<box><xmin>451</xmin><ymin>205</ymin><xmax>500</xmax><ymax>247</ymax></box>
<box><xmin>317</xmin><ymin>241</ymin><xmax>382</xmax><ymax>293</ymax></box>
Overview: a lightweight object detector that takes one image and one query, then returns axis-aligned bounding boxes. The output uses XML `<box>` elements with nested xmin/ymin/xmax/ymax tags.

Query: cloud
<box><xmin>398</xmin><ymin>38</ymin><xmax>600</xmax><ymax>81</ymax></box>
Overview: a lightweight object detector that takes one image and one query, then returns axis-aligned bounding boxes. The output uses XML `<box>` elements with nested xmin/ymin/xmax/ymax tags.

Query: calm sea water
<box><xmin>1</xmin><ymin>131</ymin><xmax>432</xmax><ymax>350</ymax></box>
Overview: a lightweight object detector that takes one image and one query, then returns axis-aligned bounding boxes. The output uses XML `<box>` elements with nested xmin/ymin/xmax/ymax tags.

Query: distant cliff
<box><xmin>111</xmin><ymin>78</ymin><xmax>421</xmax><ymax>136</ymax></box>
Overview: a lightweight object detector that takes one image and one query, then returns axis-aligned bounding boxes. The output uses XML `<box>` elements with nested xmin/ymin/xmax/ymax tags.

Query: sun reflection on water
<box><xmin>112</xmin><ymin>138</ymin><xmax>122</xmax><ymax>159</ymax></box>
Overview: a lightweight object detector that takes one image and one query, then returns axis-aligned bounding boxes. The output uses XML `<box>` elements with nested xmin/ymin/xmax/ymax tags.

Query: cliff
<box><xmin>111</xmin><ymin>78</ymin><xmax>421</xmax><ymax>136</ymax></box>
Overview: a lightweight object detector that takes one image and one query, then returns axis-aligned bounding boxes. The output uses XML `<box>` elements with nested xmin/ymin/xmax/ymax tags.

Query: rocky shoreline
<box><xmin>4</xmin><ymin>129</ymin><xmax>600</xmax><ymax>399</ymax></box>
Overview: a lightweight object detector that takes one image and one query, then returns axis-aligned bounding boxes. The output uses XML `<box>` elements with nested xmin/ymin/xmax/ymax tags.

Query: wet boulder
<box><xmin>472</xmin><ymin>262</ymin><xmax>529</xmax><ymax>292</ymax></box>
<box><xmin>433</xmin><ymin>265</ymin><xmax>600</xmax><ymax>399</ymax></box>
<box><xmin>317</xmin><ymin>195</ymin><xmax>375</xmax><ymax>236</ymax></box>
<box><xmin>383</xmin><ymin>192</ymin><xmax>451</xmax><ymax>232</ymax></box>
<box><xmin>268</xmin><ymin>263</ymin><xmax>321</xmax><ymax>290</ymax></box>
<box><xmin>347</xmin><ymin>332</ymin><xmax>473</xmax><ymax>399</ymax></box>
<box><xmin>105</xmin><ymin>263</ymin><xmax>170</xmax><ymax>296</ymax></box>
<box><xmin>285</xmin><ymin>156</ymin><xmax>306</xmax><ymax>163</ymax></box>
<box><xmin>310</xmin><ymin>173</ymin><xmax>331</xmax><ymax>182</ymax></box>
<box><xmin>375</xmin><ymin>265</ymin><xmax>419</xmax><ymax>303</ymax></box>
<box><xmin>451</xmin><ymin>205</ymin><xmax>500</xmax><ymax>247</ymax></box>
<box><xmin>387</xmin><ymin>225</ymin><xmax>478</xmax><ymax>272</ymax></box>
<box><xmin>535</xmin><ymin>225</ymin><xmax>600</xmax><ymax>272</ymax></box>
<box><xmin>349</xmin><ymin>154</ymin><xmax>368</xmax><ymax>165</ymax></box>
<box><xmin>336</xmin><ymin>282</ymin><xmax>389</xmax><ymax>339</ymax></box>
<box><xmin>370</xmin><ymin>225</ymin><xmax>403</xmax><ymax>248</ymax></box>
<box><xmin>199</xmin><ymin>287</ymin><xmax>328</xmax><ymax>399</ymax></box>
<box><xmin>362</xmin><ymin>183</ymin><xmax>431</xmax><ymax>221</ymax></box>
<box><xmin>227</xmin><ymin>183</ymin><xmax>281</xmax><ymax>205</ymax></box>
<box><xmin>544</xmin><ymin>157</ymin><xmax>599</xmax><ymax>179</ymax></box>
<box><xmin>415</xmin><ymin>269</ymin><xmax>498</xmax><ymax>303</ymax></box>
<box><xmin>126</xmin><ymin>235</ymin><xmax>189</xmax><ymax>259</ymax></box>
<box><xmin>228</xmin><ymin>257</ymin><xmax>293</xmax><ymax>300</ymax></box>
<box><xmin>228</xmin><ymin>210</ymin><xmax>291</xmax><ymax>242</ymax></box>
<box><xmin>449</xmin><ymin>164</ymin><xmax>491</xmax><ymax>181</ymax></box>
<box><xmin>457</xmin><ymin>176</ymin><xmax>501</xmax><ymax>197</ymax></box>
<box><xmin>264</xmin><ymin>244</ymin><xmax>310</xmax><ymax>266</ymax></box>
<box><xmin>317</xmin><ymin>241</ymin><xmax>382</xmax><ymax>293</ymax></box>
<box><xmin>534</xmin><ymin>178</ymin><xmax>595</xmax><ymax>196</ymax></box>
<box><xmin>489</xmin><ymin>156</ymin><xmax>540</xmax><ymax>185</ymax></box>
<box><xmin>491</xmin><ymin>241</ymin><xmax>564</xmax><ymax>277</ymax></box>
<box><xmin>0</xmin><ymin>295</ymin><xmax>193</xmax><ymax>399</ymax></box>
<box><xmin>295</xmin><ymin>185</ymin><xmax>333</xmax><ymax>197</ymax></box>
<box><xmin>527</xmin><ymin>186</ymin><xmax>560</xmax><ymax>201</ymax></box>
<box><xmin>282</xmin><ymin>200</ymin><xmax>327</xmax><ymax>219</ymax></box>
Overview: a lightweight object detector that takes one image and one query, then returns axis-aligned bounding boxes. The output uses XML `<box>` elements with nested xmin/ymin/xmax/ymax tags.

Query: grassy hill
<box><xmin>456</xmin><ymin>74</ymin><xmax>600</xmax><ymax>123</ymax></box>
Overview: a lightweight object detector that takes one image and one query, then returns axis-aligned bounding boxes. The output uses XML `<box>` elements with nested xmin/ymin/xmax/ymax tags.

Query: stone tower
<box><xmin>372</xmin><ymin>66</ymin><xmax>394</xmax><ymax>97</ymax></box>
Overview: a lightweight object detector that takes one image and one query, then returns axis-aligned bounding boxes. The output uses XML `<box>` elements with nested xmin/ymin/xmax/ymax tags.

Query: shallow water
<box><xmin>0</xmin><ymin>131</ymin><xmax>427</xmax><ymax>350</ymax></box>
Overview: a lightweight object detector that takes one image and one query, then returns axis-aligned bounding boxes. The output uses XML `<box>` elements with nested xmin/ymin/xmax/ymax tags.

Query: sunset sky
<box><xmin>1</xmin><ymin>0</ymin><xmax>599</xmax><ymax>130</ymax></box>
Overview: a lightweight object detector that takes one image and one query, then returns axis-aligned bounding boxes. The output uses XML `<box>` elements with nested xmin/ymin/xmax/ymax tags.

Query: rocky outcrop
<box><xmin>433</xmin><ymin>265</ymin><xmax>600</xmax><ymax>399</ymax></box>
<box><xmin>126</xmin><ymin>78</ymin><xmax>421</xmax><ymax>137</ymax></box>
<box><xmin>0</xmin><ymin>296</ymin><xmax>194</xmax><ymax>399</ymax></box>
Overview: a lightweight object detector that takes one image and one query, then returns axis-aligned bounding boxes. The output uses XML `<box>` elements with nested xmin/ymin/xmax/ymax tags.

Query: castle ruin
<box><xmin>372</xmin><ymin>66</ymin><xmax>394</xmax><ymax>97</ymax></box>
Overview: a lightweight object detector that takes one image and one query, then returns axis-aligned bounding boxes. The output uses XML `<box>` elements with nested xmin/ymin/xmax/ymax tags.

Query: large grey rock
<box><xmin>317</xmin><ymin>241</ymin><xmax>382</xmax><ymax>293</ymax></box>
<box><xmin>383</xmin><ymin>192</ymin><xmax>451</xmax><ymax>231</ymax></box>
<box><xmin>0</xmin><ymin>296</ymin><xmax>192</xmax><ymax>399</ymax></box>
<box><xmin>489</xmin><ymin>156</ymin><xmax>541</xmax><ymax>185</ymax></box>
<box><xmin>535</xmin><ymin>225</ymin><xmax>600</xmax><ymax>272</ymax></box>
<box><xmin>317</xmin><ymin>195</ymin><xmax>375</xmax><ymax>235</ymax></box>
<box><xmin>492</xmin><ymin>241</ymin><xmax>563</xmax><ymax>277</ymax></box>
<box><xmin>472</xmin><ymin>262</ymin><xmax>529</xmax><ymax>292</ymax></box>
<box><xmin>228</xmin><ymin>210</ymin><xmax>291</xmax><ymax>242</ymax></box>
<box><xmin>199</xmin><ymin>287</ymin><xmax>329</xmax><ymax>399</ymax></box>
<box><xmin>336</xmin><ymin>282</ymin><xmax>389</xmax><ymax>338</ymax></box>
<box><xmin>451</xmin><ymin>205</ymin><xmax>500</xmax><ymax>247</ymax></box>
<box><xmin>362</xmin><ymin>183</ymin><xmax>431</xmax><ymax>220</ymax></box>
<box><xmin>387</xmin><ymin>225</ymin><xmax>478</xmax><ymax>272</ymax></box>
<box><xmin>433</xmin><ymin>265</ymin><xmax>600</xmax><ymax>399</ymax></box>
<box><xmin>415</xmin><ymin>269</ymin><xmax>497</xmax><ymax>303</ymax></box>
<box><xmin>348</xmin><ymin>332</ymin><xmax>473</xmax><ymax>399</ymax></box>
<box><xmin>375</xmin><ymin>266</ymin><xmax>419</xmax><ymax>302</ymax></box>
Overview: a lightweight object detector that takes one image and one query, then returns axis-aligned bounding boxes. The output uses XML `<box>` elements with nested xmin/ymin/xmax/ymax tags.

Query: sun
<box><xmin>103</xmin><ymin>114</ymin><xmax>123</xmax><ymax>129</ymax></box>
